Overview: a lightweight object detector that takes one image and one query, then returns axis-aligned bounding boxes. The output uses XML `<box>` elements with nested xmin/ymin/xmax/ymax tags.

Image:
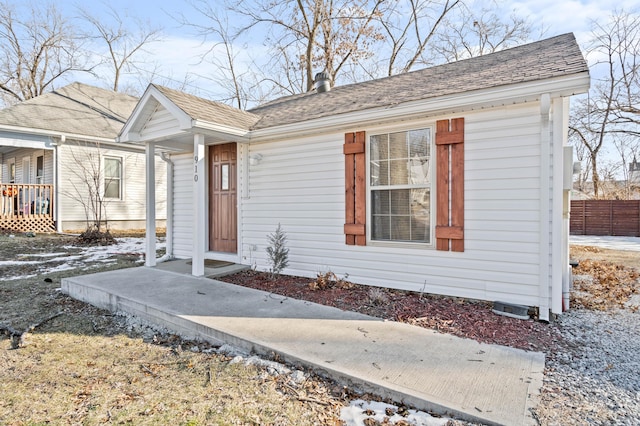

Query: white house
<box><xmin>0</xmin><ymin>82</ymin><xmax>166</xmax><ymax>233</ymax></box>
<box><xmin>119</xmin><ymin>33</ymin><xmax>590</xmax><ymax>320</ymax></box>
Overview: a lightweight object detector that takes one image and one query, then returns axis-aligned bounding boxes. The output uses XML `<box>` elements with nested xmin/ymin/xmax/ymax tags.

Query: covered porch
<box><xmin>0</xmin><ymin>183</ymin><xmax>55</xmax><ymax>233</ymax></box>
<box><xmin>117</xmin><ymin>84</ymin><xmax>257</xmax><ymax>276</ymax></box>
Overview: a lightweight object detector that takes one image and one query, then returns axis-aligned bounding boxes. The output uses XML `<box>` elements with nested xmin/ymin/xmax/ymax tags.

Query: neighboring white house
<box><xmin>119</xmin><ymin>33</ymin><xmax>590</xmax><ymax>320</ymax></box>
<box><xmin>0</xmin><ymin>82</ymin><xmax>167</xmax><ymax>232</ymax></box>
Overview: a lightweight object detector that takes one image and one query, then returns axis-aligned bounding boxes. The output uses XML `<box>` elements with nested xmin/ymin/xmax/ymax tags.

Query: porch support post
<box><xmin>54</xmin><ymin>143</ymin><xmax>63</xmax><ymax>233</ymax></box>
<box><xmin>192</xmin><ymin>134</ymin><xmax>206</xmax><ymax>276</ymax></box>
<box><xmin>145</xmin><ymin>142</ymin><xmax>157</xmax><ymax>267</ymax></box>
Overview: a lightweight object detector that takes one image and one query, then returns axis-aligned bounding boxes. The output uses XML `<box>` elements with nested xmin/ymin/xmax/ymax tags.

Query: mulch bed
<box><xmin>219</xmin><ymin>270</ymin><xmax>561</xmax><ymax>353</ymax></box>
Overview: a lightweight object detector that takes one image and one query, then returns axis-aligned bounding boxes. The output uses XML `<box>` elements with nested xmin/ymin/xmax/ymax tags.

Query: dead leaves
<box><xmin>571</xmin><ymin>259</ymin><xmax>640</xmax><ymax>311</ymax></box>
<box><xmin>309</xmin><ymin>271</ymin><xmax>354</xmax><ymax>290</ymax></box>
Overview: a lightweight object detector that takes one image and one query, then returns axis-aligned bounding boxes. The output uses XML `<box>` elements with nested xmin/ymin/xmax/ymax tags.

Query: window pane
<box><xmin>410</xmin><ymin>157</ymin><xmax>430</xmax><ymax>185</ymax></box>
<box><xmin>409</xmin><ymin>129</ymin><xmax>430</xmax><ymax>157</ymax></box>
<box><xmin>371</xmin><ymin>190</ymin><xmax>389</xmax><ymax>215</ymax></box>
<box><xmin>389</xmin><ymin>159</ymin><xmax>408</xmax><ymax>185</ymax></box>
<box><xmin>36</xmin><ymin>156</ymin><xmax>44</xmax><ymax>176</ymax></box>
<box><xmin>372</xmin><ymin>215</ymin><xmax>390</xmax><ymax>240</ymax></box>
<box><xmin>370</xmin><ymin>134</ymin><xmax>388</xmax><ymax>162</ymax></box>
<box><xmin>411</xmin><ymin>189</ymin><xmax>430</xmax><ymax>242</ymax></box>
<box><xmin>389</xmin><ymin>132</ymin><xmax>407</xmax><ymax>159</ymax></box>
<box><xmin>374</xmin><ymin>160</ymin><xmax>389</xmax><ymax>186</ymax></box>
<box><xmin>390</xmin><ymin>216</ymin><xmax>410</xmax><ymax>241</ymax></box>
<box><xmin>390</xmin><ymin>189</ymin><xmax>410</xmax><ymax>215</ymax></box>
<box><xmin>104</xmin><ymin>178</ymin><xmax>120</xmax><ymax>198</ymax></box>
<box><xmin>104</xmin><ymin>158</ymin><xmax>121</xmax><ymax>178</ymax></box>
<box><xmin>370</xmin><ymin>135</ymin><xmax>388</xmax><ymax>186</ymax></box>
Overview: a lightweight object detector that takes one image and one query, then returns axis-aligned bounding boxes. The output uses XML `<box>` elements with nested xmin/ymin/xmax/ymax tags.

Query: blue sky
<box><xmin>52</xmin><ymin>0</ymin><xmax>637</xmax><ymax>98</ymax></box>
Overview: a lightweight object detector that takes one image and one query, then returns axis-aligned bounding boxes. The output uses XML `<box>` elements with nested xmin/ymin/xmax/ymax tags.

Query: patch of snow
<box><xmin>340</xmin><ymin>400</ymin><xmax>452</xmax><ymax>426</ymax></box>
<box><xmin>0</xmin><ymin>260</ymin><xmax>41</xmax><ymax>266</ymax></box>
<box><xmin>19</xmin><ymin>252</ymin><xmax>69</xmax><ymax>258</ymax></box>
<box><xmin>3</xmin><ymin>237</ymin><xmax>165</xmax><ymax>280</ymax></box>
<box><xmin>0</xmin><ymin>273</ymin><xmax>37</xmax><ymax>282</ymax></box>
<box><xmin>570</xmin><ymin>235</ymin><xmax>640</xmax><ymax>252</ymax></box>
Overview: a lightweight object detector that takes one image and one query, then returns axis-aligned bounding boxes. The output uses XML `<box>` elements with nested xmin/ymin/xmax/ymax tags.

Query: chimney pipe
<box><xmin>314</xmin><ymin>72</ymin><xmax>331</xmax><ymax>93</ymax></box>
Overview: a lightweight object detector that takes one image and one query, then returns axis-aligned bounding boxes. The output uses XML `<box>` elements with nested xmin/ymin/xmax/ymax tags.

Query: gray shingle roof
<box><xmin>0</xmin><ymin>82</ymin><xmax>139</xmax><ymax>138</ymax></box>
<box><xmin>248</xmin><ymin>33</ymin><xmax>588</xmax><ymax>129</ymax></box>
<box><xmin>152</xmin><ymin>84</ymin><xmax>261</xmax><ymax>130</ymax></box>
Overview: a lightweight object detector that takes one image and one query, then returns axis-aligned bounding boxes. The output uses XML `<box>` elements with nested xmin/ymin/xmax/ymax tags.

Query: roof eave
<box><xmin>191</xmin><ymin>119</ymin><xmax>252</xmax><ymax>142</ymax></box>
<box><xmin>119</xmin><ymin>84</ymin><xmax>192</xmax><ymax>142</ymax></box>
<box><xmin>249</xmin><ymin>72</ymin><xmax>591</xmax><ymax>142</ymax></box>
<box><xmin>0</xmin><ymin>123</ymin><xmax>116</xmax><ymax>144</ymax></box>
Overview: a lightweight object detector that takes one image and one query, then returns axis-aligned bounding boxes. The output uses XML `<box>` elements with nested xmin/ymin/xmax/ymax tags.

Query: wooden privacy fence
<box><xmin>570</xmin><ymin>200</ymin><xmax>640</xmax><ymax>237</ymax></box>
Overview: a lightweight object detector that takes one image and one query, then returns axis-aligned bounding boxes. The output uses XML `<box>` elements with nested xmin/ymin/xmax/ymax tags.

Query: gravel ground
<box><xmin>535</xmin><ymin>308</ymin><xmax>640</xmax><ymax>425</ymax></box>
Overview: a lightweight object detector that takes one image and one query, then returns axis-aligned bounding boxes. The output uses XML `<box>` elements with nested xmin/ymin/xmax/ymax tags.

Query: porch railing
<box><xmin>1</xmin><ymin>184</ymin><xmax>55</xmax><ymax>233</ymax></box>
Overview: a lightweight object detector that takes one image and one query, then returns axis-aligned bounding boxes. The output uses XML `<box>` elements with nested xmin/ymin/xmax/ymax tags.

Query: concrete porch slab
<box><xmin>61</xmin><ymin>266</ymin><xmax>544</xmax><ymax>426</ymax></box>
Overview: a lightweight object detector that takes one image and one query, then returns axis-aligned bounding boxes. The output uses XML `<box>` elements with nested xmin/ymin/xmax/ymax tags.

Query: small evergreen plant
<box><xmin>266</xmin><ymin>223</ymin><xmax>289</xmax><ymax>277</ymax></box>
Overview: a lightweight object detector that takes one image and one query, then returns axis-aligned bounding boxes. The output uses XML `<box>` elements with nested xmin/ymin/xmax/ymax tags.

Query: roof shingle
<box><xmin>248</xmin><ymin>33</ymin><xmax>588</xmax><ymax>129</ymax></box>
<box><xmin>0</xmin><ymin>82</ymin><xmax>138</xmax><ymax>138</ymax></box>
<box><xmin>152</xmin><ymin>85</ymin><xmax>261</xmax><ymax>130</ymax></box>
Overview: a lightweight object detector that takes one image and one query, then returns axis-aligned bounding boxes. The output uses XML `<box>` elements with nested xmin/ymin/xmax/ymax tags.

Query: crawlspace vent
<box><xmin>492</xmin><ymin>301</ymin><xmax>530</xmax><ymax>320</ymax></box>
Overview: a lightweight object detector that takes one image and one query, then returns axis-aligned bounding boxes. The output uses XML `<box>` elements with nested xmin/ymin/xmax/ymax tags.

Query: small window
<box><xmin>369</xmin><ymin>128</ymin><xmax>432</xmax><ymax>244</ymax></box>
<box><xmin>9</xmin><ymin>160</ymin><xmax>15</xmax><ymax>183</ymax></box>
<box><xmin>104</xmin><ymin>157</ymin><xmax>122</xmax><ymax>199</ymax></box>
<box><xmin>36</xmin><ymin>155</ymin><xmax>44</xmax><ymax>184</ymax></box>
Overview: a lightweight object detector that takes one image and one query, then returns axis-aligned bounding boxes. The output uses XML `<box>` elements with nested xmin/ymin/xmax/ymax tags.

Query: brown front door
<box><xmin>209</xmin><ymin>143</ymin><xmax>237</xmax><ymax>253</ymax></box>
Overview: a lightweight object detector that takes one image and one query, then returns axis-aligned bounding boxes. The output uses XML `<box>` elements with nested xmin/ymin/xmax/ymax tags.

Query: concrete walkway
<box><xmin>61</xmin><ymin>264</ymin><xmax>544</xmax><ymax>425</ymax></box>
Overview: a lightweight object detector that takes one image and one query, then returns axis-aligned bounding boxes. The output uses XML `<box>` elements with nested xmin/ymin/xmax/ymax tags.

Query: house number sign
<box><xmin>194</xmin><ymin>155</ymin><xmax>199</xmax><ymax>182</ymax></box>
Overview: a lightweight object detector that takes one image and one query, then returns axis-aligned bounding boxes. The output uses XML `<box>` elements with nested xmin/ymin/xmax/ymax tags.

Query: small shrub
<box><xmin>266</xmin><ymin>224</ymin><xmax>289</xmax><ymax>277</ymax></box>
<box><xmin>309</xmin><ymin>271</ymin><xmax>353</xmax><ymax>290</ymax></box>
<box><xmin>77</xmin><ymin>227</ymin><xmax>116</xmax><ymax>246</ymax></box>
<box><xmin>368</xmin><ymin>287</ymin><xmax>389</xmax><ymax>305</ymax></box>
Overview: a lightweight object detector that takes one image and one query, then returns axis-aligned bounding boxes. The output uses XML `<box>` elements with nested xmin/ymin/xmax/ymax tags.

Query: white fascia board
<box><xmin>0</xmin><ymin>123</ymin><xmax>115</xmax><ymax>144</ymax></box>
<box><xmin>191</xmin><ymin>119</ymin><xmax>252</xmax><ymax>142</ymax></box>
<box><xmin>120</xmin><ymin>85</ymin><xmax>192</xmax><ymax>141</ymax></box>
<box><xmin>119</xmin><ymin>85</ymin><xmax>156</xmax><ymax>139</ymax></box>
<box><xmin>249</xmin><ymin>72</ymin><xmax>591</xmax><ymax>142</ymax></box>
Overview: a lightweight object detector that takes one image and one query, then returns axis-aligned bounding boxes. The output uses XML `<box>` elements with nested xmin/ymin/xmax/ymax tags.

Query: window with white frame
<box><xmin>36</xmin><ymin>155</ymin><xmax>44</xmax><ymax>184</ymax></box>
<box><xmin>369</xmin><ymin>127</ymin><xmax>432</xmax><ymax>243</ymax></box>
<box><xmin>9</xmin><ymin>159</ymin><xmax>15</xmax><ymax>183</ymax></box>
<box><xmin>104</xmin><ymin>157</ymin><xmax>122</xmax><ymax>199</ymax></box>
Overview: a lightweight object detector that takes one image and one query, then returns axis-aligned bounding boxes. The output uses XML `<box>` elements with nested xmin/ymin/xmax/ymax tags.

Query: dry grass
<box><xmin>1</xmin><ymin>332</ymin><xmax>337</xmax><ymax>425</ymax></box>
<box><xmin>569</xmin><ymin>245</ymin><xmax>640</xmax><ymax>311</ymax></box>
<box><xmin>0</xmin><ymin>234</ymin><xmax>344</xmax><ymax>425</ymax></box>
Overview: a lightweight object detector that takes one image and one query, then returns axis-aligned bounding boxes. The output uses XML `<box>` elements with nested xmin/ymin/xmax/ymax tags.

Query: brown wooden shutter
<box><xmin>344</xmin><ymin>131</ymin><xmax>366</xmax><ymax>246</ymax></box>
<box><xmin>435</xmin><ymin>118</ymin><xmax>464</xmax><ymax>252</ymax></box>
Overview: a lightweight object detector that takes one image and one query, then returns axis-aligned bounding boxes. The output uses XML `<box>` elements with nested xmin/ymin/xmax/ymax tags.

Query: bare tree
<box><xmin>612</xmin><ymin>133</ymin><xmax>639</xmax><ymax>199</ymax></box>
<box><xmin>604</xmin><ymin>12</ymin><xmax>640</xmax><ymax>137</ymax></box>
<box><xmin>432</xmin><ymin>1</ymin><xmax>534</xmax><ymax>62</ymax></box>
<box><xmin>61</xmin><ymin>142</ymin><xmax>131</xmax><ymax>239</ymax></box>
<box><xmin>187</xmin><ymin>0</ymin><xmax>385</xmax><ymax>97</ymax></box>
<box><xmin>0</xmin><ymin>1</ymin><xmax>90</xmax><ymax>106</ymax></box>
<box><xmin>569</xmin><ymin>10</ymin><xmax>640</xmax><ymax>199</ymax></box>
<box><xmin>377</xmin><ymin>0</ymin><xmax>461</xmax><ymax>76</ymax></box>
<box><xmin>78</xmin><ymin>3</ymin><xmax>163</xmax><ymax>93</ymax></box>
<box><xmin>178</xmin><ymin>2</ymin><xmax>263</xmax><ymax>109</ymax></box>
<box><xmin>62</xmin><ymin>143</ymin><xmax>110</xmax><ymax>233</ymax></box>
<box><xmin>187</xmin><ymin>0</ymin><xmax>539</xmax><ymax>107</ymax></box>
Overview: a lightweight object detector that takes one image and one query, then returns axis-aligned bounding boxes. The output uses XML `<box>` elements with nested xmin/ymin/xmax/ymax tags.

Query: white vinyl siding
<box><xmin>162</xmin><ymin>101</ymin><xmax>563</xmax><ymax>310</ymax></box>
<box><xmin>0</xmin><ymin>149</ymin><xmax>53</xmax><ymax>184</ymax></box>
<box><xmin>58</xmin><ymin>142</ymin><xmax>167</xmax><ymax>229</ymax></box>
<box><xmin>236</xmin><ymin>102</ymin><xmax>547</xmax><ymax>308</ymax></box>
<box><xmin>139</xmin><ymin>105</ymin><xmax>180</xmax><ymax>140</ymax></box>
<box><xmin>171</xmin><ymin>153</ymin><xmax>194</xmax><ymax>258</ymax></box>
